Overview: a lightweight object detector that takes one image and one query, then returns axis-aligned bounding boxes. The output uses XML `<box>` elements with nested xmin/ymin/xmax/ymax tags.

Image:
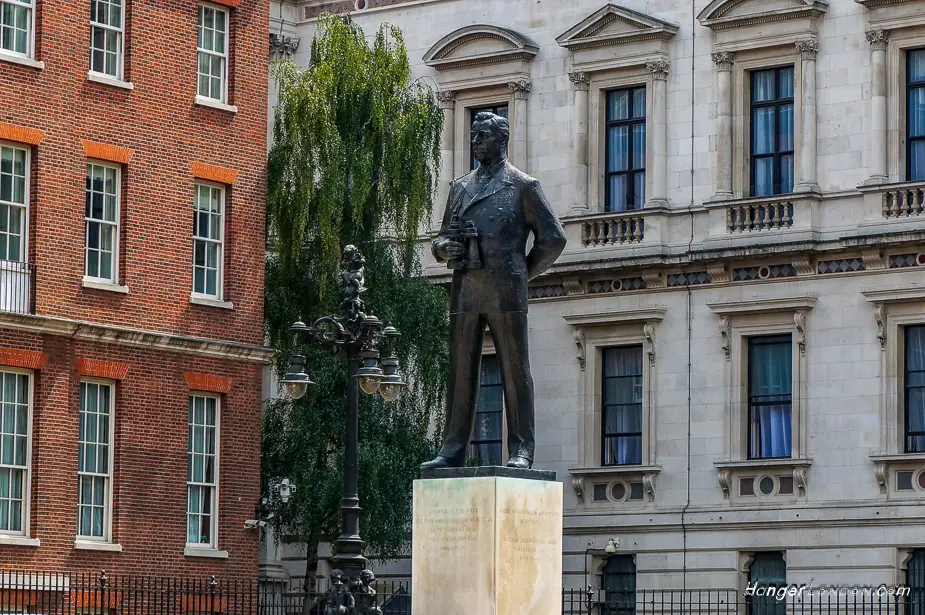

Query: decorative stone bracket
<box><xmin>861</xmin><ymin>287</ymin><xmax>925</xmax><ymax>352</ymax></box>
<box><xmin>710</xmin><ymin>296</ymin><xmax>816</xmax><ymax>360</ymax></box>
<box><xmin>564</xmin><ymin>308</ymin><xmax>666</xmax><ymax>372</ymax></box>
<box><xmin>714</xmin><ymin>458</ymin><xmax>812</xmax><ymax>500</ymax></box>
<box><xmin>570</xmin><ymin>466</ymin><xmax>662</xmax><ymax>504</ymax></box>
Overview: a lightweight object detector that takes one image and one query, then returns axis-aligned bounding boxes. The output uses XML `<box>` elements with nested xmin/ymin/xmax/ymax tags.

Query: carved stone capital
<box><xmin>646</xmin><ymin>60</ymin><xmax>670</xmax><ymax>80</ymax></box>
<box><xmin>794</xmin><ymin>310</ymin><xmax>807</xmax><ymax>356</ymax></box>
<box><xmin>568</xmin><ymin>71</ymin><xmax>590</xmax><ymax>91</ymax></box>
<box><xmin>436</xmin><ymin>90</ymin><xmax>456</xmax><ymax>108</ymax></box>
<box><xmin>269</xmin><ymin>33</ymin><xmax>300</xmax><ymax>59</ymax></box>
<box><xmin>643</xmin><ymin>323</ymin><xmax>656</xmax><ymax>367</ymax></box>
<box><xmin>572</xmin><ymin>476</ymin><xmax>586</xmax><ymax>503</ymax></box>
<box><xmin>708</xmin><ymin>263</ymin><xmax>730</xmax><ymax>284</ymax></box>
<box><xmin>874</xmin><ymin>303</ymin><xmax>887</xmax><ymax>350</ymax></box>
<box><xmin>574</xmin><ymin>329</ymin><xmax>586</xmax><ymax>371</ymax></box>
<box><xmin>720</xmin><ymin>317</ymin><xmax>731</xmax><ymax>361</ymax></box>
<box><xmin>795</xmin><ymin>38</ymin><xmax>818</xmax><ymax>60</ymax></box>
<box><xmin>874</xmin><ymin>463</ymin><xmax>888</xmax><ymax>494</ymax></box>
<box><xmin>642</xmin><ymin>473</ymin><xmax>657</xmax><ymax>502</ymax></box>
<box><xmin>718</xmin><ymin>470</ymin><xmax>732</xmax><ymax>499</ymax></box>
<box><xmin>866</xmin><ymin>29</ymin><xmax>890</xmax><ymax>51</ymax></box>
<box><xmin>508</xmin><ymin>79</ymin><xmax>532</xmax><ymax>99</ymax></box>
<box><xmin>711</xmin><ymin>51</ymin><xmax>733</xmax><ymax>71</ymax></box>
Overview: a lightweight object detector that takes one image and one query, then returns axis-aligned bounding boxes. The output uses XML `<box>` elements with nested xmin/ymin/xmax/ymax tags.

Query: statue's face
<box><xmin>471</xmin><ymin>120</ymin><xmax>503</xmax><ymax>163</ymax></box>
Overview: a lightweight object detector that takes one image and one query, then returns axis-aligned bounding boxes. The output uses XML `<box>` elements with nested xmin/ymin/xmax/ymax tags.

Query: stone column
<box><xmin>508</xmin><ymin>79</ymin><xmax>531</xmax><ymax>171</ymax></box>
<box><xmin>795</xmin><ymin>38</ymin><xmax>820</xmax><ymax>193</ymax></box>
<box><xmin>711</xmin><ymin>52</ymin><xmax>734</xmax><ymax>200</ymax></box>
<box><xmin>646</xmin><ymin>60</ymin><xmax>669</xmax><ymax>207</ymax></box>
<box><xmin>568</xmin><ymin>71</ymin><xmax>590</xmax><ymax>215</ymax></box>
<box><xmin>436</xmin><ymin>90</ymin><xmax>456</xmax><ymax>212</ymax></box>
<box><xmin>866</xmin><ymin>30</ymin><xmax>890</xmax><ymax>184</ymax></box>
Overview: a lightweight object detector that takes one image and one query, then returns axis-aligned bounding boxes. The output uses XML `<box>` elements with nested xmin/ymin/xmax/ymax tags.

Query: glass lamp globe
<box><xmin>357</xmin><ymin>375</ymin><xmax>382</xmax><ymax>395</ymax></box>
<box><xmin>284</xmin><ymin>380</ymin><xmax>309</xmax><ymax>400</ymax></box>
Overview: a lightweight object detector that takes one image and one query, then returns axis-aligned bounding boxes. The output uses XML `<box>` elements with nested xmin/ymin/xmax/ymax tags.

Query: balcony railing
<box><xmin>882</xmin><ymin>183</ymin><xmax>925</xmax><ymax>218</ymax></box>
<box><xmin>726</xmin><ymin>197</ymin><xmax>795</xmax><ymax>233</ymax></box>
<box><xmin>580</xmin><ymin>213</ymin><xmax>646</xmax><ymax>247</ymax></box>
<box><xmin>0</xmin><ymin>260</ymin><xmax>35</xmax><ymax>315</ymax></box>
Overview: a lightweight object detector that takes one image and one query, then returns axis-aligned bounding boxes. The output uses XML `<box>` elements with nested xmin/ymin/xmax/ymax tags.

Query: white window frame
<box><xmin>76</xmin><ymin>379</ymin><xmax>115</xmax><ymax>543</ymax></box>
<box><xmin>191</xmin><ymin>181</ymin><xmax>225</xmax><ymax>301</ymax></box>
<box><xmin>0</xmin><ymin>369</ymin><xmax>32</xmax><ymax>539</ymax></box>
<box><xmin>0</xmin><ymin>141</ymin><xmax>30</xmax><ymax>264</ymax></box>
<box><xmin>186</xmin><ymin>393</ymin><xmax>220</xmax><ymax>551</ymax></box>
<box><xmin>0</xmin><ymin>0</ymin><xmax>36</xmax><ymax>61</ymax></box>
<box><xmin>88</xmin><ymin>0</ymin><xmax>125</xmax><ymax>80</ymax></box>
<box><xmin>84</xmin><ymin>161</ymin><xmax>121</xmax><ymax>285</ymax></box>
<box><xmin>196</xmin><ymin>4</ymin><xmax>229</xmax><ymax>104</ymax></box>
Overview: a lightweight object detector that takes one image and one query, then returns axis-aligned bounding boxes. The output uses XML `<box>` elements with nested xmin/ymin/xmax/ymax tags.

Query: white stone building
<box><xmin>265</xmin><ymin>0</ymin><xmax>925</xmax><ymax>603</ymax></box>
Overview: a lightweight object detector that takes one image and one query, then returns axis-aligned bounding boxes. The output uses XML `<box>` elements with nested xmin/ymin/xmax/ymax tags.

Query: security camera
<box><xmin>244</xmin><ymin>519</ymin><xmax>267</xmax><ymax>530</ymax></box>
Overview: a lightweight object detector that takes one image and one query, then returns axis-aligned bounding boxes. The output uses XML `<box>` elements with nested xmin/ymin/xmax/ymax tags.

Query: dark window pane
<box><xmin>906</xmin><ymin>326</ymin><xmax>925</xmax><ymax>453</ymax></box>
<box><xmin>607</xmin><ymin>89</ymin><xmax>629</xmax><ymax>121</ymax></box>
<box><xmin>749</xmin><ymin>552</ymin><xmax>787</xmax><ymax>615</ymax></box>
<box><xmin>633</xmin><ymin>172</ymin><xmax>646</xmax><ymax>209</ymax></box>
<box><xmin>748</xmin><ymin>335</ymin><xmax>793</xmax><ymax>459</ymax></box>
<box><xmin>632</xmin><ymin>88</ymin><xmax>646</xmax><ymax>118</ymax></box>
<box><xmin>778</xmin><ymin>67</ymin><xmax>794</xmax><ymax>99</ymax></box>
<box><xmin>608</xmin><ymin>174</ymin><xmax>627</xmax><ymax>213</ymax></box>
<box><xmin>631</xmin><ymin>124</ymin><xmax>646</xmax><ymax>169</ymax></box>
<box><xmin>910</xmin><ymin>49</ymin><xmax>925</xmax><ymax>83</ymax></box>
<box><xmin>778</xmin><ymin>104</ymin><xmax>794</xmax><ymax>151</ymax></box>
<box><xmin>753</xmin><ymin>158</ymin><xmax>774</xmax><ymax>197</ymax></box>
<box><xmin>909</xmin><ymin>88</ymin><xmax>925</xmax><ymax>137</ymax></box>
<box><xmin>602</xmin><ymin>347</ymin><xmax>643</xmax><ymax>466</ymax></box>
<box><xmin>780</xmin><ymin>154</ymin><xmax>794</xmax><ymax>194</ymax></box>
<box><xmin>593</xmin><ymin>484</ymin><xmax>607</xmax><ymax>501</ymax></box>
<box><xmin>752</xmin><ymin>107</ymin><xmax>775</xmax><ymax>155</ymax></box>
<box><xmin>911</xmin><ymin>140</ymin><xmax>925</xmax><ymax>182</ymax></box>
<box><xmin>752</xmin><ymin>69</ymin><xmax>776</xmax><ymax>103</ymax></box>
<box><xmin>607</xmin><ymin>126</ymin><xmax>629</xmax><ymax>172</ymax></box>
<box><xmin>602</xmin><ymin>555</ymin><xmax>636</xmax><ymax>613</ymax></box>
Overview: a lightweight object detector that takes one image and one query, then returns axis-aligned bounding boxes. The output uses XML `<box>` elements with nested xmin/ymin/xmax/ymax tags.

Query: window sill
<box><xmin>87</xmin><ymin>71</ymin><xmax>134</xmax><ymax>91</ymax></box>
<box><xmin>195</xmin><ymin>96</ymin><xmax>238</xmax><ymax>114</ymax></box>
<box><xmin>569</xmin><ymin>465</ymin><xmax>662</xmax><ymax>477</ymax></box>
<box><xmin>0</xmin><ymin>534</ymin><xmax>40</xmax><ymax>547</ymax></box>
<box><xmin>0</xmin><ymin>52</ymin><xmax>44</xmax><ymax>70</ymax></box>
<box><xmin>714</xmin><ymin>458</ymin><xmax>813</xmax><ymax>470</ymax></box>
<box><xmin>570</xmin><ymin>465</ymin><xmax>661</xmax><ymax>504</ymax></box>
<box><xmin>714</xmin><ymin>458</ymin><xmax>812</xmax><ymax>499</ymax></box>
<box><xmin>184</xmin><ymin>546</ymin><xmax>228</xmax><ymax>559</ymax></box>
<box><xmin>190</xmin><ymin>294</ymin><xmax>233</xmax><ymax>310</ymax></box>
<box><xmin>83</xmin><ymin>278</ymin><xmax>130</xmax><ymax>294</ymax></box>
<box><xmin>74</xmin><ymin>539</ymin><xmax>123</xmax><ymax>552</ymax></box>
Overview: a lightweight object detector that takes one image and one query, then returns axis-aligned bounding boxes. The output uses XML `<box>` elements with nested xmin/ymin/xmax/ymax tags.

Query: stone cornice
<box><xmin>423</xmin><ymin>25</ymin><xmax>538</xmax><ymax>71</ymax></box>
<box><xmin>861</xmin><ymin>286</ymin><xmax>925</xmax><ymax>304</ymax></box>
<box><xmin>0</xmin><ymin>312</ymin><xmax>273</xmax><ymax>363</ymax></box>
<box><xmin>698</xmin><ymin>0</ymin><xmax>828</xmax><ymax>31</ymax></box>
<box><xmin>707</xmin><ymin>295</ymin><xmax>817</xmax><ymax>316</ymax></box>
<box><xmin>562</xmin><ymin>308</ymin><xmax>666</xmax><ymax>328</ymax></box>
<box><xmin>855</xmin><ymin>0</ymin><xmax>916</xmax><ymax>8</ymax></box>
<box><xmin>557</xmin><ymin>3</ymin><xmax>679</xmax><ymax>52</ymax></box>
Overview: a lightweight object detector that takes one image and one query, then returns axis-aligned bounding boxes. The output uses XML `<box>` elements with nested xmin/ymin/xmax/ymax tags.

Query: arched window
<box><xmin>602</xmin><ymin>555</ymin><xmax>636</xmax><ymax>615</ymax></box>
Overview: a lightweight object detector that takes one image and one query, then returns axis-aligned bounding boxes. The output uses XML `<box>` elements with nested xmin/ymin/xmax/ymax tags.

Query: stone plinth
<box><xmin>412</xmin><ymin>467</ymin><xmax>563</xmax><ymax>615</ymax></box>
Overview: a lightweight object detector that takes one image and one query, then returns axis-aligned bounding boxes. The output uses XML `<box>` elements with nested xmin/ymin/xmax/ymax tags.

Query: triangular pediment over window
<box><xmin>698</xmin><ymin>0</ymin><xmax>827</xmax><ymax>30</ymax></box>
<box><xmin>556</xmin><ymin>4</ymin><xmax>679</xmax><ymax>51</ymax></box>
<box><xmin>423</xmin><ymin>25</ymin><xmax>538</xmax><ymax>71</ymax></box>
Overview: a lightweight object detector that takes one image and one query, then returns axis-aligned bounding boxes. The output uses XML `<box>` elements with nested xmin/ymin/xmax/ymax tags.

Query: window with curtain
<box><xmin>907</xmin><ymin>549</ymin><xmax>925</xmax><ymax>615</ymax></box>
<box><xmin>0</xmin><ymin>0</ymin><xmax>32</xmax><ymax>57</ymax></box>
<box><xmin>0</xmin><ymin>144</ymin><xmax>27</xmax><ymax>263</ymax></box>
<box><xmin>89</xmin><ymin>0</ymin><xmax>124</xmax><ymax>78</ymax></box>
<box><xmin>193</xmin><ymin>183</ymin><xmax>224</xmax><ymax>299</ymax></box>
<box><xmin>748</xmin><ymin>552</ymin><xmax>786</xmax><ymax>615</ymax></box>
<box><xmin>0</xmin><ymin>371</ymin><xmax>29</xmax><ymax>534</ymax></box>
<box><xmin>197</xmin><ymin>4</ymin><xmax>228</xmax><ymax>102</ymax></box>
<box><xmin>750</xmin><ymin>67</ymin><xmax>794</xmax><ymax>197</ymax></box>
<box><xmin>85</xmin><ymin>163</ymin><xmax>120</xmax><ymax>283</ymax></box>
<box><xmin>187</xmin><ymin>395</ymin><xmax>218</xmax><ymax>547</ymax></box>
<box><xmin>469</xmin><ymin>105</ymin><xmax>509</xmax><ymax>170</ymax></box>
<box><xmin>77</xmin><ymin>381</ymin><xmax>113</xmax><ymax>540</ymax></box>
<box><xmin>905</xmin><ymin>325</ymin><xmax>925</xmax><ymax>453</ymax></box>
<box><xmin>748</xmin><ymin>334</ymin><xmax>792</xmax><ymax>459</ymax></box>
<box><xmin>470</xmin><ymin>355</ymin><xmax>502</xmax><ymax>466</ymax></box>
<box><xmin>602</xmin><ymin>555</ymin><xmax>636</xmax><ymax>615</ymax></box>
<box><xmin>602</xmin><ymin>346</ymin><xmax>643</xmax><ymax>466</ymax></box>
<box><xmin>908</xmin><ymin>49</ymin><xmax>925</xmax><ymax>181</ymax></box>
<box><xmin>605</xmin><ymin>87</ymin><xmax>646</xmax><ymax>212</ymax></box>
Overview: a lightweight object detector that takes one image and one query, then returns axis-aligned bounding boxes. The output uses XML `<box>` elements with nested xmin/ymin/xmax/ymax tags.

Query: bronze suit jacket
<box><xmin>432</xmin><ymin>160</ymin><xmax>567</xmax><ymax>313</ymax></box>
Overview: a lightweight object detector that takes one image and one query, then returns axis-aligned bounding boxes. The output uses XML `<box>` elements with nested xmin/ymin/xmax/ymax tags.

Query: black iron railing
<box><xmin>1</xmin><ymin>573</ymin><xmax>921</xmax><ymax>615</ymax></box>
<box><xmin>0</xmin><ymin>260</ymin><xmax>35</xmax><ymax>315</ymax></box>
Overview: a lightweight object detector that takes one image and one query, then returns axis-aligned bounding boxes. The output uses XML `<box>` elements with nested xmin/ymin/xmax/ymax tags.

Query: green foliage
<box><xmin>263</xmin><ymin>14</ymin><xmax>448</xmax><ymax>563</ymax></box>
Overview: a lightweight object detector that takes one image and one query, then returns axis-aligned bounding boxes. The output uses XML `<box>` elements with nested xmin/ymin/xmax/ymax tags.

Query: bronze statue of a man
<box><xmin>421</xmin><ymin>112</ymin><xmax>566</xmax><ymax>470</ymax></box>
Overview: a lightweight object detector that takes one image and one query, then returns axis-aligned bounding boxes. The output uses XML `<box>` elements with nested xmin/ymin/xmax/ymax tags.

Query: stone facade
<box><xmin>266</xmin><ymin>0</ymin><xmax>925</xmax><ymax>595</ymax></box>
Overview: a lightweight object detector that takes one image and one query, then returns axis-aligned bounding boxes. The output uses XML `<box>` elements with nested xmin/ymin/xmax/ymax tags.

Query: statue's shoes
<box><xmin>420</xmin><ymin>455</ymin><xmax>463</xmax><ymax>469</ymax></box>
<box><xmin>506</xmin><ymin>455</ymin><xmax>533</xmax><ymax>469</ymax></box>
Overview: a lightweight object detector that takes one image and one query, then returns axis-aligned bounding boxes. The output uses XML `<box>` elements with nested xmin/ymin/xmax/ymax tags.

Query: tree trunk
<box><xmin>301</xmin><ymin>537</ymin><xmax>320</xmax><ymax>615</ymax></box>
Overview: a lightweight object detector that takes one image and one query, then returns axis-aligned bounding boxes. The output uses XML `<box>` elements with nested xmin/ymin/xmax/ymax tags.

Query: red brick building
<box><xmin>0</xmin><ymin>0</ymin><xmax>269</xmax><ymax>578</ymax></box>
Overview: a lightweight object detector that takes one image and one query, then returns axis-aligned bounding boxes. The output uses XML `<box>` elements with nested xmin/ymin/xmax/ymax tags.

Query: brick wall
<box><xmin>0</xmin><ymin>330</ymin><xmax>262</xmax><ymax>577</ymax></box>
<box><xmin>0</xmin><ymin>0</ymin><xmax>268</xmax><ymax>346</ymax></box>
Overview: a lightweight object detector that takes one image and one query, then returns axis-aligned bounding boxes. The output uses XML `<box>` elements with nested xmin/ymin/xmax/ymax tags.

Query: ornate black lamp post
<box><xmin>280</xmin><ymin>245</ymin><xmax>405</xmax><ymax>613</ymax></box>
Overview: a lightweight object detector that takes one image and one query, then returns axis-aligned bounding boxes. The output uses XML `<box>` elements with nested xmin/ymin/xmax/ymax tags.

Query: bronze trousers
<box><xmin>438</xmin><ymin>311</ymin><xmax>535</xmax><ymax>463</ymax></box>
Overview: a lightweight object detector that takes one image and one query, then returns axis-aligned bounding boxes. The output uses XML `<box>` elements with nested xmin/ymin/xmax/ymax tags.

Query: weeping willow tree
<box><xmin>263</xmin><ymin>14</ymin><xmax>447</xmax><ymax>584</ymax></box>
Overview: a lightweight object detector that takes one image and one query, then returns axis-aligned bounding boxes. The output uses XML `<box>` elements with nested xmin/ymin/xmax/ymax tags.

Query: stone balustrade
<box><xmin>725</xmin><ymin>198</ymin><xmax>795</xmax><ymax>233</ymax></box>
<box><xmin>882</xmin><ymin>183</ymin><xmax>925</xmax><ymax>218</ymax></box>
<box><xmin>580</xmin><ymin>213</ymin><xmax>646</xmax><ymax>247</ymax></box>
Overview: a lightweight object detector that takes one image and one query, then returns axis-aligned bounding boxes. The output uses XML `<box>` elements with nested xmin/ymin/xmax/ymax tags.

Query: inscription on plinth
<box><xmin>412</xmin><ymin>474</ymin><xmax>562</xmax><ymax>615</ymax></box>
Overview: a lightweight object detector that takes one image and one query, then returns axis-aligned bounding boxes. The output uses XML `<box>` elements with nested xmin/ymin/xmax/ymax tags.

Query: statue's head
<box><xmin>471</xmin><ymin>112</ymin><xmax>509</xmax><ymax>165</ymax></box>
<box><xmin>360</xmin><ymin>569</ymin><xmax>375</xmax><ymax>584</ymax></box>
<box><xmin>330</xmin><ymin>570</ymin><xmax>345</xmax><ymax>586</ymax></box>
